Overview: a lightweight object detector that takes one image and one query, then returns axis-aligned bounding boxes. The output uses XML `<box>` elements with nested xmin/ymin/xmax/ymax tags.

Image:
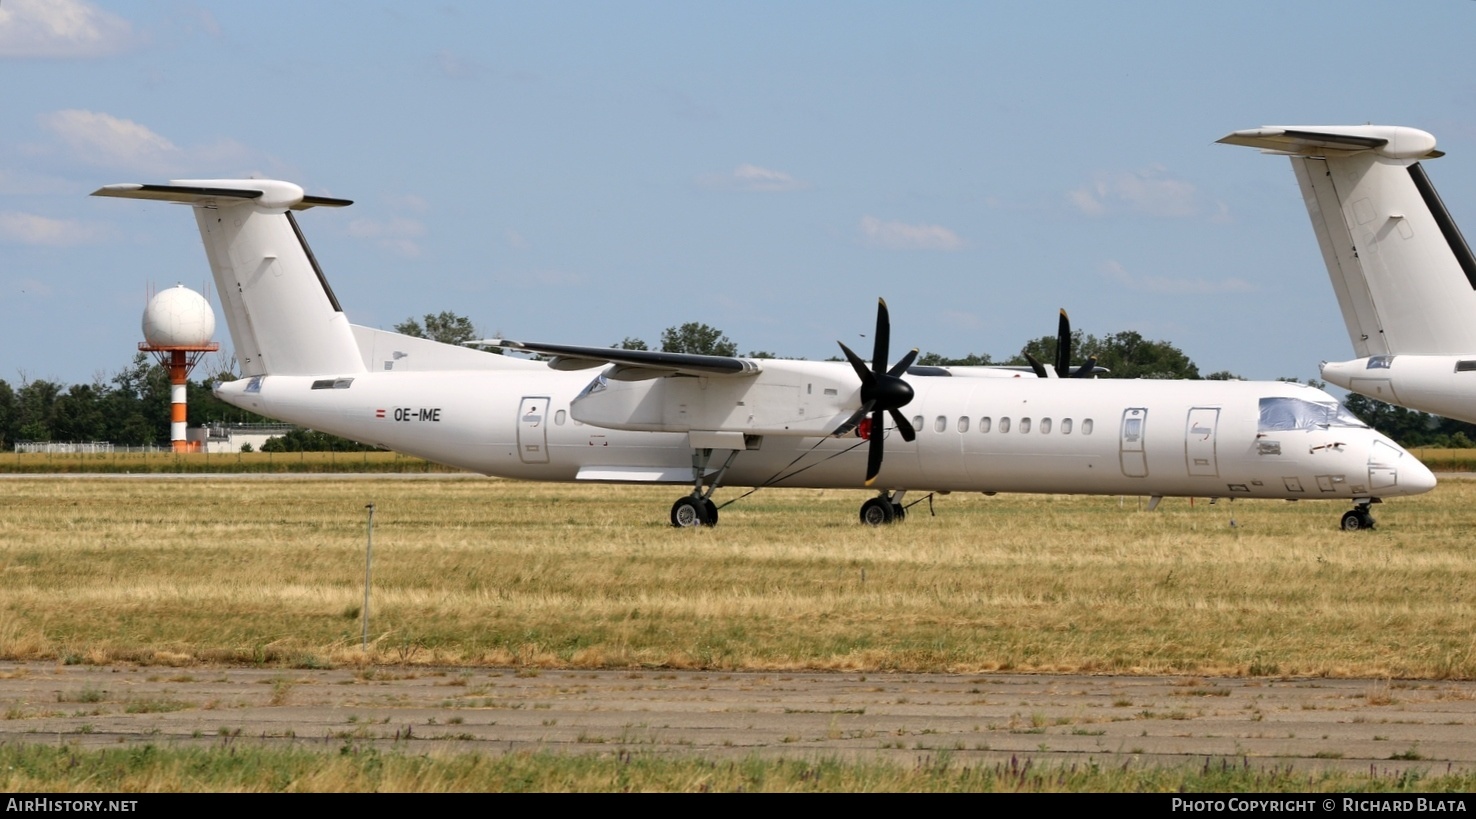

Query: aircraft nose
<box><xmin>1403</xmin><ymin>453</ymin><xmax>1438</xmax><ymax>495</ymax></box>
<box><xmin>1368</xmin><ymin>437</ymin><xmax>1437</xmax><ymax>496</ymax></box>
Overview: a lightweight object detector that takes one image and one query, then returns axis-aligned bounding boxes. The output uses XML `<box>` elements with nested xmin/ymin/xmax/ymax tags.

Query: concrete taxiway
<box><xmin>2</xmin><ymin>662</ymin><xmax>1474</xmax><ymax>774</ymax></box>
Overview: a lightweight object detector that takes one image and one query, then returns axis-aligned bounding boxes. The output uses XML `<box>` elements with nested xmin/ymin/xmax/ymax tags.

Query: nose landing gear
<box><xmin>1340</xmin><ymin>499</ymin><xmax>1378</xmax><ymax>531</ymax></box>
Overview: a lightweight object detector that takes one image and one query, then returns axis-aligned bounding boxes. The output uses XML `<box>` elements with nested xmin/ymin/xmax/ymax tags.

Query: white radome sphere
<box><xmin>142</xmin><ymin>285</ymin><xmax>216</xmax><ymax>347</ymax></box>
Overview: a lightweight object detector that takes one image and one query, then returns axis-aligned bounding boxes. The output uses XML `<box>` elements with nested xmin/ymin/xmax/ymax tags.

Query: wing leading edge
<box><xmin>472</xmin><ymin>339</ymin><xmax>762</xmax><ymax>380</ymax></box>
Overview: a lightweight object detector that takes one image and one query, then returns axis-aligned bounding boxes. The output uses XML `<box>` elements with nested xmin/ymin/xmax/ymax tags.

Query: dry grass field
<box><xmin>1</xmin><ymin>474</ymin><xmax>1472</xmax><ymax>679</ymax></box>
<box><xmin>0</xmin><ymin>450</ymin><xmax>454</xmax><ymax>474</ymax></box>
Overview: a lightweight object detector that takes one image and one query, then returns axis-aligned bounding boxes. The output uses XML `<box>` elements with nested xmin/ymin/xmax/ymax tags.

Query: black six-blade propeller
<box><xmin>835</xmin><ymin>298</ymin><xmax>918</xmax><ymax>485</ymax></box>
<box><xmin>1024</xmin><ymin>309</ymin><xmax>1097</xmax><ymax>379</ymax></box>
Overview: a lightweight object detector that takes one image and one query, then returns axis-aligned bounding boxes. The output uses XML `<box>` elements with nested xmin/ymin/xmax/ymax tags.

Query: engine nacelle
<box><xmin>571</xmin><ymin>360</ymin><xmax>862</xmax><ymax>436</ymax></box>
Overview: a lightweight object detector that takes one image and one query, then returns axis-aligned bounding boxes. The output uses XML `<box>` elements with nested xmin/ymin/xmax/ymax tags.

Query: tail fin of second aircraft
<box><xmin>1220</xmin><ymin>125</ymin><xmax>1476</xmax><ymax>357</ymax></box>
<box><xmin>94</xmin><ymin>180</ymin><xmax>367</xmax><ymax>377</ymax></box>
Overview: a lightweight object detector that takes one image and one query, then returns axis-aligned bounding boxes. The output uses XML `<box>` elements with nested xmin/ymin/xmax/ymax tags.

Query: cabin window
<box><xmin>979</xmin><ymin>417</ymin><xmax>991</xmax><ymax>433</ymax></box>
<box><xmin>999</xmin><ymin>417</ymin><xmax>1012</xmax><ymax>433</ymax></box>
<box><xmin>555</xmin><ymin>410</ymin><xmax>567</xmax><ymax>425</ymax></box>
<box><xmin>1082</xmin><ymin>418</ymin><xmax>1093</xmax><ymax>435</ymax></box>
<box><xmin>1019</xmin><ymin>417</ymin><xmax>1032</xmax><ymax>433</ymax></box>
<box><xmin>1123</xmin><ymin>417</ymin><xmax>1143</xmax><ymax>442</ymax></box>
<box><xmin>934</xmin><ymin>416</ymin><xmax>947</xmax><ymax>433</ymax></box>
<box><xmin>912</xmin><ymin>415</ymin><xmax>924</xmax><ymax>432</ymax></box>
<box><xmin>1061</xmin><ymin>418</ymin><xmax>1073</xmax><ymax>434</ymax></box>
<box><xmin>1040</xmin><ymin>417</ymin><xmax>1052</xmax><ymax>434</ymax></box>
<box><xmin>958</xmin><ymin>417</ymin><xmax>970</xmax><ymax>433</ymax></box>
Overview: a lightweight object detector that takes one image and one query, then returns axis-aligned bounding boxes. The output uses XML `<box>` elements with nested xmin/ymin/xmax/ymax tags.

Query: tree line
<box><xmin>4</xmin><ymin>312</ymin><xmax>1472</xmax><ymax>450</ymax></box>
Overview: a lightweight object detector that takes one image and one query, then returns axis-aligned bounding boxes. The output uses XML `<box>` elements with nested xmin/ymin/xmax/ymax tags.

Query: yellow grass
<box><xmin>0</xmin><ymin>476</ymin><xmax>1473</xmax><ymax>677</ymax></box>
<box><xmin>0</xmin><ymin>450</ymin><xmax>455</xmax><ymax>473</ymax></box>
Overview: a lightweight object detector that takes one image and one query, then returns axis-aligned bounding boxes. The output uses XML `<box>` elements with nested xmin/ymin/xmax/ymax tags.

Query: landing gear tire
<box><xmin>860</xmin><ymin>497</ymin><xmax>896</xmax><ymax>526</ymax></box>
<box><xmin>890</xmin><ymin>503</ymin><xmax>906</xmax><ymax>523</ymax></box>
<box><xmin>704</xmin><ymin>498</ymin><xmax>719</xmax><ymax>527</ymax></box>
<box><xmin>671</xmin><ymin>496</ymin><xmax>712</xmax><ymax>528</ymax></box>
<box><xmin>1340</xmin><ymin>510</ymin><xmax>1376</xmax><ymax>531</ymax></box>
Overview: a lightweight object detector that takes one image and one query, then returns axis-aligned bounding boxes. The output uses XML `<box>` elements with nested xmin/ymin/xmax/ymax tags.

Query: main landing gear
<box><xmin>859</xmin><ymin>490</ymin><xmax>907</xmax><ymax>526</ymax></box>
<box><xmin>670</xmin><ymin>446</ymin><xmax>741</xmax><ymax>528</ymax></box>
<box><xmin>670</xmin><ymin>495</ymin><xmax>720</xmax><ymax>528</ymax></box>
<box><xmin>1339</xmin><ymin>499</ymin><xmax>1379</xmax><ymax>532</ymax></box>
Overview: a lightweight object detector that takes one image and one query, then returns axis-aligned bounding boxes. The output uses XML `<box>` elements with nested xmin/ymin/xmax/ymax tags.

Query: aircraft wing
<box><xmin>472</xmin><ymin>339</ymin><xmax>761</xmax><ymax>380</ymax></box>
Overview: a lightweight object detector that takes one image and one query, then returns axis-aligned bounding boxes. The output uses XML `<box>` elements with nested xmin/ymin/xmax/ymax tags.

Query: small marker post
<box><xmin>362</xmin><ymin>503</ymin><xmax>375</xmax><ymax>651</ymax></box>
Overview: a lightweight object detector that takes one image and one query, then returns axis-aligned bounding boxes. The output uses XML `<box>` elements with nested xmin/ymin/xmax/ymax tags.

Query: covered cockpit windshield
<box><xmin>1258</xmin><ymin>397</ymin><xmax>1368</xmax><ymax>431</ymax></box>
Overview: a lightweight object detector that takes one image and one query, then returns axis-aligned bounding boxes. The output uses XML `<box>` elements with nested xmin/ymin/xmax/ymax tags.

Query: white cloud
<box><xmin>859</xmin><ymin>216</ymin><xmax>965</xmax><ymax>251</ymax></box>
<box><xmin>1068</xmin><ymin>165</ymin><xmax>1198</xmax><ymax>218</ymax></box>
<box><xmin>699</xmin><ymin>164</ymin><xmax>807</xmax><ymax>192</ymax></box>
<box><xmin>0</xmin><ymin>211</ymin><xmax>106</xmax><ymax>246</ymax></box>
<box><xmin>38</xmin><ymin>109</ymin><xmax>181</xmax><ymax>172</ymax></box>
<box><xmin>33</xmin><ymin>109</ymin><xmax>269</xmax><ymax>176</ymax></box>
<box><xmin>1101</xmin><ymin>259</ymin><xmax>1254</xmax><ymax>295</ymax></box>
<box><xmin>348</xmin><ymin>217</ymin><xmax>426</xmax><ymax>258</ymax></box>
<box><xmin>387</xmin><ymin>193</ymin><xmax>430</xmax><ymax>213</ymax></box>
<box><xmin>0</xmin><ymin>0</ymin><xmax>138</xmax><ymax>58</ymax></box>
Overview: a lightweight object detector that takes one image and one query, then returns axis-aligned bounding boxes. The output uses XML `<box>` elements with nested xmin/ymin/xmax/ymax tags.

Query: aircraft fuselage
<box><xmin>217</xmin><ymin>369</ymin><xmax>1427</xmax><ymax>502</ymax></box>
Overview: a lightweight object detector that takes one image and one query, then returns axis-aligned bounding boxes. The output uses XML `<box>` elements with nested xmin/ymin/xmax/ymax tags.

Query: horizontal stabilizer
<box><xmin>92</xmin><ymin>181</ymin><xmax>352</xmax><ymax>210</ymax></box>
<box><xmin>1217</xmin><ymin>126</ymin><xmax>1441</xmax><ymax>160</ymax></box>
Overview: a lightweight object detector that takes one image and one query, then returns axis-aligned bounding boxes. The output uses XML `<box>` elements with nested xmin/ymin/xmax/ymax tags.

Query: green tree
<box><xmin>660</xmin><ymin>323</ymin><xmax>736</xmax><ymax>356</ymax></box>
<box><xmin>1094</xmin><ymin>331</ymin><xmax>1198</xmax><ymax>379</ymax></box>
<box><xmin>261</xmin><ymin>428</ymin><xmax>378</xmax><ymax>452</ymax></box>
<box><xmin>917</xmin><ymin>352</ymin><xmax>997</xmax><ymax>367</ymax></box>
<box><xmin>1343</xmin><ymin>393</ymin><xmax>1443</xmax><ymax>446</ymax></box>
<box><xmin>615</xmin><ymin>337</ymin><xmax>649</xmax><ymax>351</ymax></box>
<box><xmin>103</xmin><ymin>354</ymin><xmax>170</xmax><ymax>446</ymax></box>
<box><xmin>396</xmin><ymin>311</ymin><xmax>479</xmax><ymax>345</ymax></box>
<box><xmin>14</xmin><ymin>379</ymin><xmax>62</xmax><ymax>442</ymax></box>
<box><xmin>1012</xmin><ymin>330</ymin><xmax>1199</xmax><ymax>380</ymax></box>
<box><xmin>51</xmin><ymin>383</ymin><xmax>108</xmax><ymax>442</ymax></box>
<box><xmin>0</xmin><ymin>380</ymin><xmax>15</xmax><ymax>449</ymax></box>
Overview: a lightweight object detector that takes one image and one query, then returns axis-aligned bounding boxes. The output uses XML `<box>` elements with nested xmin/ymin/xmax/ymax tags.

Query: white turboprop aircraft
<box><xmin>93</xmin><ymin>179</ymin><xmax>1435</xmax><ymax>530</ymax></box>
<box><xmin>1220</xmin><ymin>124</ymin><xmax>1476</xmax><ymax>426</ymax></box>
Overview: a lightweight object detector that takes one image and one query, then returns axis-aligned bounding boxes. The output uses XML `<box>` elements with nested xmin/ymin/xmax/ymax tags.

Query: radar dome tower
<box><xmin>139</xmin><ymin>285</ymin><xmax>219</xmax><ymax>452</ymax></box>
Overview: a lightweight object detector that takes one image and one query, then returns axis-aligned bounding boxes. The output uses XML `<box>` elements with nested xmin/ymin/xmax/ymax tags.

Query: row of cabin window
<box><xmin>550</xmin><ymin>408</ymin><xmax>1095</xmax><ymax>437</ymax></box>
<box><xmin>919</xmin><ymin>415</ymin><xmax>1094</xmax><ymax>435</ymax></box>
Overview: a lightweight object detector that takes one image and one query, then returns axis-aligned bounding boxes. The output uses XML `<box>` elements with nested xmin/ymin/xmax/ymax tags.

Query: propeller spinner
<box><xmin>835</xmin><ymin>298</ymin><xmax>918</xmax><ymax>485</ymax></box>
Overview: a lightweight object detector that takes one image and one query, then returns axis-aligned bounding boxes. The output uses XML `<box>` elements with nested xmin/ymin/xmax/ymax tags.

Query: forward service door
<box><xmin>517</xmin><ymin>396</ymin><xmax>551</xmax><ymax>464</ymax></box>
<box><xmin>1119</xmin><ymin>407</ymin><xmax>1148</xmax><ymax>478</ymax></box>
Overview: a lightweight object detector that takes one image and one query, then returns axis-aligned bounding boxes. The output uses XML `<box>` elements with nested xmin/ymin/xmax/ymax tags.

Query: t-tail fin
<box><xmin>1219</xmin><ymin>125</ymin><xmax>1476</xmax><ymax>357</ymax></box>
<box><xmin>93</xmin><ymin>180</ymin><xmax>366</xmax><ymax>376</ymax></box>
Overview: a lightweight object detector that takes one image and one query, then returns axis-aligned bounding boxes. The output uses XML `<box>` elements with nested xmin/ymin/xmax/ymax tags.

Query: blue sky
<box><xmin>5</xmin><ymin>1</ymin><xmax>1476</xmax><ymax>387</ymax></box>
